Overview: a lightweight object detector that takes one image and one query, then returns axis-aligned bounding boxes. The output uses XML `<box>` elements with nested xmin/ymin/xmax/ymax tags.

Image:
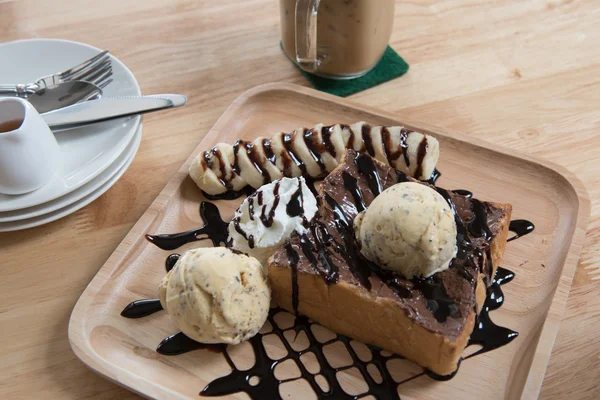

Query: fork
<box><xmin>0</xmin><ymin>51</ymin><xmax>113</xmax><ymax>97</ymax></box>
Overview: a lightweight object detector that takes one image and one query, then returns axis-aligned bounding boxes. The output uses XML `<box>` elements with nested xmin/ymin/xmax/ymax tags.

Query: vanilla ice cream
<box><xmin>158</xmin><ymin>247</ymin><xmax>270</xmax><ymax>344</ymax></box>
<box><xmin>354</xmin><ymin>182</ymin><xmax>457</xmax><ymax>279</ymax></box>
<box><xmin>228</xmin><ymin>177</ymin><xmax>317</xmax><ymax>267</ymax></box>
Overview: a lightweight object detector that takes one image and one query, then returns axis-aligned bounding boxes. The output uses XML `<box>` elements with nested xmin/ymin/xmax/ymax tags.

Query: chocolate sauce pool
<box><xmin>508</xmin><ymin>219</ymin><xmax>535</xmax><ymax>242</ymax></box>
<box><xmin>158</xmin><ymin>332</ymin><xmax>222</xmax><ymax>356</ymax></box>
<box><xmin>130</xmin><ymin>154</ymin><xmax>535</xmax><ymax>399</ymax></box>
<box><xmin>165</xmin><ymin>254</ymin><xmax>180</xmax><ymax>272</ymax></box>
<box><xmin>201</xmin><ymin>186</ymin><xmax>254</xmax><ymax>201</ymax></box>
<box><xmin>146</xmin><ymin>202</ymin><xmax>228</xmax><ymax>250</ymax></box>
<box><xmin>121</xmin><ymin>298</ymin><xmax>163</xmax><ymax>319</ymax></box>
<box><xmin>426</xmin><ymin>168</ymin><xmax>441</xmax><ymax>185</ymax></box>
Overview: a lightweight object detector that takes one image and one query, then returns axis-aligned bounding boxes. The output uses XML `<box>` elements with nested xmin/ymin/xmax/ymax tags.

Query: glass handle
<box><xmin>295</xmin><ymin>0</ymin><xmax>321</xmax><ymax>71</ymax></box>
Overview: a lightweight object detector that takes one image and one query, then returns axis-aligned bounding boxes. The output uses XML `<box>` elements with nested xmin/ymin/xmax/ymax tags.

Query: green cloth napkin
<box><xmin>294</xmin><ymin>46</ymin><xmax>409</xmax><ymax>97</ymax></box>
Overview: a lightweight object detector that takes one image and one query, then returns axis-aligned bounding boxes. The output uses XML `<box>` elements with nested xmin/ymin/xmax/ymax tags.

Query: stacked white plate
<box><xmin>0</xmin><ymin>39</ymin><xmax>143</xmax><ymax>232</ymax></box>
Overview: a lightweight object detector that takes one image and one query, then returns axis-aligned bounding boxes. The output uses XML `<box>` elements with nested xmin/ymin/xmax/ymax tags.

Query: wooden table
<box><xmin>1</xmin><ymin>0</ymin><xmax>598</xmax><ymax>398</ymax></box>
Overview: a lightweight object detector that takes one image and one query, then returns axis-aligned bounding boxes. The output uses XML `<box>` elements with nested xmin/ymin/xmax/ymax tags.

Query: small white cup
<box><xmin>0</xmin><ymin>97</ymin><xmax>60</xmax><ymax>195</ymax></box>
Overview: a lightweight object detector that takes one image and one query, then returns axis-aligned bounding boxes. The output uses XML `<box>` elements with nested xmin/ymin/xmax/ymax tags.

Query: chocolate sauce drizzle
<box><xmin>303</xmin><ymin>128</ymin><xmax>328</xmax><ymax>174</ymax></box>
<box><xmin>233</xmin><ymin>140</ymin><xmax>271</xmax><ymax>185</ymax></box>
<box><xmin>466</xmin><ymin>267</ymin><xmax>518</xmax><ymax>358</ymax></box>
<box><xmin>468</xmin><ymin>199</ymin><xmax>493</xmax><ymax>240</ymax></box>
<box><xmin>201</xmin><ymin>310</ymin><xmax>408</xmax><ymax>399</ymax></box>
<box><xmin>508</xmin><ymin>219</ymin><xmax>535</xmax><ymax>242</ymax></box>
<box><xmin>230</xmin><ymin>178</ymin><xmax>314</xmax><ymax>249</ymax></box>
<box><xmin>157</xmin><ymin>332</ymin><xmax>222</xmax><ymax>356</ymax></box>
<box><xmin>166</xmin><ymin>254</ymin><xmax>180</xmax><ymax>272</ymax></box>
<box><xmin>304</xmin><ymin>175</ymin><xmax>320</xmax><ymax>199</ymax></box>
<box><xmin>355</xmin><ymin>153</ymin><xmax>383</xmax><ymax>196</ymax></box>
<box><xmin>426</xmin><ymin>168</ymin><xmax>441</xmax><ymax>185</ymax></box>
<box><xmin>381</xmin><ymin>127</ymin><xmax>410</xmax><ymax>169</ymax></box>
<box><xmin>361</xmin><ymin>123</ymin><xmax>375</xmax><ymax>156</ymax></box>
<box><xmin>283</xmin><ymin>133</ymin><xmax>308</xmax><ymax>176</ymax></box>
<box><xmin>121</xmin><ymin>299</ymin><xmax>163</xmax><ymax>318</ymax></box>
<box><xmin>145</xmin><ymin>202</ymin><xmax>228</xmax><ymax>250</ymax></box>
<box><xmin>342</xmin><ymin>172</ymin><xmax>367</xmax><ymax>213</ymax></box>
<box><xmin>202</xmin><ymin>147</ymin><xmax>233</xmax><ymax>191</ymax></box>
<box><xmin>259</xmin><ymin>181</ymin><xmax>281</xmax><ymax>227</ymax></box>
<box><xmin>285</xmin><ymin>243</ymin><xmax>301</xmax><ymax>314</ymax></box>
<box><xmin>263</xmin><ymin>138</ymin><xmax>277</xmax><ymax>164</ymax></box>
<box><xmin>299</xmin><ymin>222</ymin><xmax>340</xmax><ymax>286</ymax></box>
<box><xmin>201</xmin><ymin>186</ymin><xmax>255</xmax><ymax>201</ymax></box>
<box><xmin>412</xmin><ymin>274</ymin><xmax>460</xmax><ymax>323</ymax></box>
<box><xmin>286</xmin><ymin>185</ymin><xmax>304</xmax><ymax>218</ymax></box>
<box><xmin>453</xmin><ymin>189</ymin><xmax>473</xmax><ymax>198</ymax></box>
<box><xmin>233</xmin><ymin>216</ymin><xmax>254</xmax><ymax>248</ymax></box>
<box><xmin>414</xmin><ymin>137</ymin><xmax>428</xmax><ymax>179</ymax></box>
<box><xmin>321</xmin><ymin>125</ymin><xmax>337</xmax><ymax>158</ymax></box>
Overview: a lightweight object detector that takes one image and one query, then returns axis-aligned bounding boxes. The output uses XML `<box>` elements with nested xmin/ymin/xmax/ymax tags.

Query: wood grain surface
<box><xmin>0</xmin><ymin>0</ymin><xmax>599</xmax><ymax>399</ymax></box>
<box><xmin>69</xmin><ymin>83</ymin><xmax>589</xmax><ymax>400</ymax></box>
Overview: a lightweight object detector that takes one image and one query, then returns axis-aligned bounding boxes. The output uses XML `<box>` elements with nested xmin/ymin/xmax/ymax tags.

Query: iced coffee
<box><xmin>280</xmin><ymin>0</ymin><xmax>395</xmax><ymax>78</ymax></box>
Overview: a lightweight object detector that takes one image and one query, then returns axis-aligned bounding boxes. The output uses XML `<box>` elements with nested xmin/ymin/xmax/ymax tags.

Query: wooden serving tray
<box><xmin>69</xmin><ymin>83</ymin><xmax>590</xmax><ymax>400</ymax></box>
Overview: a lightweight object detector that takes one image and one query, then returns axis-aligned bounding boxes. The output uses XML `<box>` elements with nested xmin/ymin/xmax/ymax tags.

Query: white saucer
<box><xmin>0</xmin><ymin>39</ymin><xmax>141</xmax><ymax>212</ymax></box>
<box><xmin>0</xmin><ymin>124</ymin><xmax>143</xmax><ymax>223</ymax></box>
<box><xmin>0</xmin><ymin>124</ymin><xmax>142</xmax><ymax>232</ymax></box>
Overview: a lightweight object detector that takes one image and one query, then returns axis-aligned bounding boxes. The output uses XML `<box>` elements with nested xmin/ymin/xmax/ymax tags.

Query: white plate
<box><xmin>0</xmin><ymin>123</ymin><xmax>143</xmax><ymax>222</ymax></box>
<box><xmin>0</xmin><ymin>38</ymin><xmax>141</xmax><ymax>212</ymax></box>
<box><xmin>0</xmin><ymin>125</ymin><xmax>142</xmax><ymax>232</ymax></box>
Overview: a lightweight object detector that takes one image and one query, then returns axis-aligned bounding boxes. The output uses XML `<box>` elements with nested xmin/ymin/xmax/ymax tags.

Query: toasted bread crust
<box><xmin>268</xmin><ymin>150</ymin><xmax>512</xmax><ymax>375</ymax></box>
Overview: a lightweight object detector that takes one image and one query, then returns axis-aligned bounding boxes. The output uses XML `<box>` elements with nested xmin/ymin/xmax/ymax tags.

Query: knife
<box><xmin>42</xmin><ymin>94</ymin><xmax>187</xmax><ymax>131</ymax></box>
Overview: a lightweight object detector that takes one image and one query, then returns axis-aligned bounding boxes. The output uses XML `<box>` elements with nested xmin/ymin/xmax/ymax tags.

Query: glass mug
<box><xmin>280</xmin><ymin>0</ymin><xmax>395</xmax><ymax>79</ymax></box>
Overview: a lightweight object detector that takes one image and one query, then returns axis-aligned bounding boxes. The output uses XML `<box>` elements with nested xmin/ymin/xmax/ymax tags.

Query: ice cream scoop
<box><xmin>228</xmin><ymin>176</ymin><xmax>317</xmax><ymax>267</ymax></box>
<box><xmin>159</xmin><ymin>247</ymin><xmax>270</xmax><ymax>344</ymax></box>
<box><xmin>354</xmin><ymin>182</ymin><xmax>457</xmax><ymax>279</ymax></box>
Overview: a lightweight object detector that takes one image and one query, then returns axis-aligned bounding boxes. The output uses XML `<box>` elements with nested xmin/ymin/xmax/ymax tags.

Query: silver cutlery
<box><xmin>0</xmin><ymin>50</ymin><xmax>113</xmax><ymax>98</ymax></box>
<box><xmin>28</xmin><ymin>81</ymin><xmax>105</xmax><ymax>114</ymax></box>
<box><xmin>42</xmin><ymin>94</ymin><xmax>188</xmax><ymax>131</ymax></box>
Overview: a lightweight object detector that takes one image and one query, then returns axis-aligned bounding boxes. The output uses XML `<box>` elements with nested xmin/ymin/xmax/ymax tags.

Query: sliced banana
<box><xmin>189</xmin><ymin>122</ymin><xmax>440</xmax><ymax>195</ymax></box>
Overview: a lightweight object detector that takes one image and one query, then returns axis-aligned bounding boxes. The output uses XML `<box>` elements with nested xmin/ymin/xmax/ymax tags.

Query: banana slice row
<box><xmin>189</xmin><ymin>122</ymin><xmax>440</xmax><ymax>195</ymax></box>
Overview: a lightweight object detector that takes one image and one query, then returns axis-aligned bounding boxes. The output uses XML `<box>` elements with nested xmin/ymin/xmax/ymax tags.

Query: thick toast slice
<box><xmin>268</xmin><ymin>150</ymin><xmax>511</xmax><ymax>375</ymax></box>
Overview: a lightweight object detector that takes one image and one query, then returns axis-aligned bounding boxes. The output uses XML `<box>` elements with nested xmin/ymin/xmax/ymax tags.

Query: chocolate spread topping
<box><xmin>270</xmin><ymin>150</ymin><xmax>509</xmax><ymax>339</ymax></box>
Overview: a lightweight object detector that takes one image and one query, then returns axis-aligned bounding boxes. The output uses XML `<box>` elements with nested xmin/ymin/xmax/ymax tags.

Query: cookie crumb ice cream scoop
<box><xmin>354</xmin><ymin>182</ymin><xmax>457</xmax><ymax>279</ymax></box>
<box><xmin>159</xmin><ymin>247</ymin><xmax>270</xmax><ymax>344</ymax></box>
